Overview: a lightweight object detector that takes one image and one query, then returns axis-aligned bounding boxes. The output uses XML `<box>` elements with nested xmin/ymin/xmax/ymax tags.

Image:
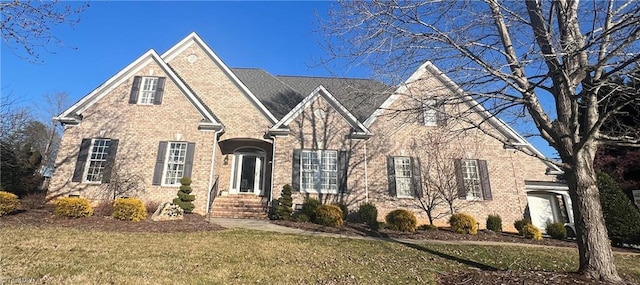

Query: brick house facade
<box><xmin>49</xmin><ymin>33</ymin><xmax>572</xmax><ymax>232</ymax></box>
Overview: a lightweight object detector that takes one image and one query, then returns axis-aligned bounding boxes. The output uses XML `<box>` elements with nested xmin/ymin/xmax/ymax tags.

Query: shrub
<box><xmin>173</xmin><ymin>177</ymin><xmax>195</xmax><ymax>213</ymax></box>
<box><xmin>54</xmin><ymin>197</ymin><xmax>93</xmax><ymax>218</ymax></box>
<box><xmin>301</xmin><ymin>198</ymin><xmax>321</xmax><ymax>221</ymax></box>
<box><xmin>598</xmin><ymin>172</ymin><xmax>640</xmax><ymax>246</ymax></box>
<box><xmin>112</xmin><ymin>197</ymin><xmax>147</xmax><ymax>222</ymax></box>
<box><xmin>546</xmin><ymin>222</ymin><xmax>567</xmax><ymax>240</ymax></box>
<box><xmin>385</xmin><ymin>209</ymin><xmax>417</xmax><ymax>232</ymax></box>
<box><xmin>486</xmin><ymin>214</ymin><xmax>502</xmax><ymax>232</ymax></box>
<box><xmin>449</xmin><ymin>213</ymin><xmax>478</xmax><ymax>235</ymax></box>
<box><xmin>274</xmin><ymin>184</ymin><xmax>293</xmax><ymax>220</ymax></box>
<box><xmin>514</xmin><ymin>219</ymin><xmax>531</xmax><ymax>235</ymax></box>
<box><xmin>332</xmin><ymin>202</ymin><xmax>348</xmax><ymax>221</ymax></box>
<box><xmin>377</xmin><ymin>221</ymin><xmax>388</xmax><ymax>230</ymax></box>
<box><xmin>418</xmin><ymin>224</ymin><xmax>438</xmax><ymax>231</ymax></box>
<box><xmin>523</xmin><ymin>223</ymin><xmax>542</xmax><ymax>240</ymax></box>
<box><xmin>314</xmin><ymin>204</ymin><xmax>344</xmax><ymax>227</ymax></box>
<box><xmin>94</xmin><ymin>200</ymin><xmax>115</xmax><ymax>216</ymax></box>
<box><xmin>358</xmin><ymin>202</ymin><xmax>378</xmax><ymax>230</ymax></box>
<box><xmin>19</xmin><ymin>192</ymin><xmax>46</xmax><ymax>210</ymax></box>
<box><xmin>0</xmin><ymin>191</ymin><xmax>19</xmax><ymax>216</ymax></box>
<box><xmin>293</xmin><ymin>213</ymin><xmax>310</xmax><ymax>223</ymax></box>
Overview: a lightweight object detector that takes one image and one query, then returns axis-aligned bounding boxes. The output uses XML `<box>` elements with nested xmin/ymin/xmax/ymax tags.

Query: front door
<box><xmin>231</xmin><ymin>150</ymin><xmax>265</xmax><ymax>195</ymax></box>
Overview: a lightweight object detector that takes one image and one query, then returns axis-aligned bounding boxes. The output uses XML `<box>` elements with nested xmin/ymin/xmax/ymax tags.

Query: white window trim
<box><xmin>161</xmin><ymin>141</ymin><xmax>188</xmax><ymax>187</ymax></box>
<box><xmin>137</xmin><ymin>77</ymin><xmax>158</xmax><ymax>105</ymax></box>
<box><xmin>394</xmin><ymin>156</ymin><xmax>414</xmax><ymax>198</ymax></box>
<box><xmin>462</xmin><ymin>159</ymin><xmax>483</xmax><ymax>201</ymax></box>
<box><xmin>229</xmin><ymin>150</ymin><xmax>267</xmax><ymax>195</ymax></box>
<box><xmin>300</xmin><ymin>149</ymin><xmax>338</xmax><ymax>194</ymax></box>
<box><xmin>82</xmin><ymin>138</ymin><xmax>110</xmax><ymax>184</ymax></box>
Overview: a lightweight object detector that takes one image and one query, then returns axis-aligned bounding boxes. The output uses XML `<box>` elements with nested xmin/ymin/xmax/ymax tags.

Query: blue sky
<box><xmin>1</xmin><ymin>1</ymin><xmax>556</xmax><ymax>158</ymax></box>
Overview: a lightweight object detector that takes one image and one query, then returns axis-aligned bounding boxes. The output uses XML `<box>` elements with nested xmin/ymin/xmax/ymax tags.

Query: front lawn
<box><xmin>1</xmin><ymin>226</ymin><xmax>639</xmax><ymax>284</ymax></box>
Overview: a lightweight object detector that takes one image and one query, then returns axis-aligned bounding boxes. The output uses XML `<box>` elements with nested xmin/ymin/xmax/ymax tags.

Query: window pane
<box><xmin>164</xmin><ymin>142</ymin><xmax>187</xmax><ymax>185</ymax></box>
<box><xmin>139</xmin><ymin>77</ymin><xmax>158</xmax><ymax>104</ymax></box>
<box><xmin>301</xmin><ymin>150</ymin><xmax>338</xmax><ymax>193</ymax></box>
<box><xmin>462</xmin><ymin>159</ymin><xmax>482</xmax><ymax>199</ymax></box>
<box><xmin>393</xmin><ymin>157</ymin><xmax>413</xmax><ymax>197</ymax></box>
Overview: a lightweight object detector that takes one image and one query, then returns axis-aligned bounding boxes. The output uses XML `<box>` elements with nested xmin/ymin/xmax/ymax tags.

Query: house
<box><xmin>48</xmin><ymin>32</ymin><xmax>572</xmax><ymax>232</ymax></box>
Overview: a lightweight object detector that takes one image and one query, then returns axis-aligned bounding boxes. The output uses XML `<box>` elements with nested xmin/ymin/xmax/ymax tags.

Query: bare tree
<box><xmin>35</xmin><ymin>93</ymin><xmax>69</xmax><ymax>177</ymax></box>
<box><xmin>323</xmin><ymin>0</ymin><xmax>640</xmax><ymax>282</ymax></box>
<box><xmin>1</xmin><ymin>0</ymin><xmax>88</xmax><ymax>62</ymax></box>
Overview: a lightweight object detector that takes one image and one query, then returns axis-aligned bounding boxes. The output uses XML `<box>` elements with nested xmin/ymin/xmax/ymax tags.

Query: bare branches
<box><xmin>1</xmin><ymin>0</ymin><xmax>88</xmax><ymax>63</ymax></box>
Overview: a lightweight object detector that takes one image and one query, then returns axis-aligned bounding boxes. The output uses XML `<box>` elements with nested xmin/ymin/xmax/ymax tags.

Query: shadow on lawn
<box><xmin>392</xmin><ymin>239</ymin><xmax>498</xmax><ymax>271</ymax></box>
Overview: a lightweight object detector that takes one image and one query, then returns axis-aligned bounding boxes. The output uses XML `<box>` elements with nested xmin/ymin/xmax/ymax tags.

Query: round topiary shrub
<box><xmin>0</xmin><ymin>191</ymin><xmax>19</xmax><ymax>216</ymax></box>
<box><xmin>332</xmin><ymin>202</ymin><xmax>348</xmax><ymax>221</ymax></box>
<box><xmin>274</xmin><ymin>184</ymin><xmax>293</xmax><ymax>220</ymax></box>
<box><xmin>385</xmin><ymin>209</ymin><xmax>417</xmax><ymax>232</ymax></box>
<box><xmin>54</xmin><ymin>197</ymin><xmax>93</xmax><ymax>218</ymax></box>
<box><xmin>173</xmin><ymin>177</ymin><xmax>195</xmax><ymax>213</ymax></box>
<box><xmin>523</xmin><ymin>223</ymin><xmax>542</xmax><ymax>240</ymax></box>
<box><xmin>514</xmin><ymin>219</ymin><xmax>531</xmax><ymax>235</ymax></box>
<box><xmin>301</xmin><ymin>198</ymin><xmax>321</xmax><ymax>221</ymax></box>
<box><xmin>358</xmin><ymin>202</ymin><xmax>378</xmax><ymax>229</ymax></box>
<box><xmin>546</xmin><ymin>222</ymin><xmax>567</xmax><ymax>240</ymax></box>
<box><xmin>486</xmin><ymin>214</ymin><xmax>502</xmax><ymax>232</ymax></box>
<box><xmin>449</xmin><ymin>213</ymin><xmax>478</xmax><ymax>235</ymax></box>
<box><xmin>112</xmin><ymin>197</ymin><xmax>147</xmax><ymax>222</ymax></box>
<box><xmin>314</xmin><ymin>204</ymin><xmax>344</xmax><ymax>227</ymax></box>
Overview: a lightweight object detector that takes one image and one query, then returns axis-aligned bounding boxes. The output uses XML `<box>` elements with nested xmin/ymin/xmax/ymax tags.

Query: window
<box><xmin>152</xmin><ymin>141</ymin><xmax>195</xmax><ymax>186</ymax></box>
<box><xmin>300</xmin><ymin>150</ymin><xmax>338</xmax><ymax>193</ymax></box>
<box><xmin>163</xmin><ymin>142</ymin><xmax>188</xmax><ymax>186</ymax></box>
<box><xmin>462</xmin><ymin>159</ymin><xmax>482</xmax><ymax>199</ymax></box>
<box><xmin>387</xmin><ymin>156</ymin><xmax>423</xmax><ymax>198</ymax></box>
<box><xmin>72</xmin><ymin>138</ymin><xmax>119</xmax><ymax>184</ymax></box>
<box><xmin>138</xmin><ymin>77</ymin><xmax>158</xmax><ymax>104</ymax></box>
<box><xmin>129</xmin><ymin>76</ymin><xmax>165</xmax><ymax>105</ymax></box>
<box><xmin>455</xmin><ymin>159</ymin><xmax>492</xmax><ymax>200</ymax></box>
<box><xmin>422</xmin><ymin>99</ymin><xmax>445</xmax><ymax>126</ymax></box>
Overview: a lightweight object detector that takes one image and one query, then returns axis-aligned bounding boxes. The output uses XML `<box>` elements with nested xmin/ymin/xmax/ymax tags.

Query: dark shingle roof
<box><xmin>231</xmin><ymin>68</ymin><xmax>393</xmax><ymax>122</ymax></box>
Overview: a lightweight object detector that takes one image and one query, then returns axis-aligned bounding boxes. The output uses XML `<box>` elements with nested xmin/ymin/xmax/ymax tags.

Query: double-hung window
<box><xmin>300</xmin><ymin>150</ymin><xmax>338</xmax><ymax>193</ymax></box>
<box><xmin>455</xmin><ymin>159</ymin><xmax>492</xmax><ymax>200</ymax></box>
<box><xmin>422</xmin><ymin>99</ymin><xmax>445</xmax><ymax>126</ymax></box>
<box><xmin>72</xmin><ymin>138</ymin><xmax>119</xmax><ymax>184</ymax></box>
<box><xmin>387</xmin><ymin>156</ymin><xmax>423</xmax><ymax>198</ymax></box>
<box><xmin>138</xmin><ymin>77</ymin><xmax>158</xmax><ymax>104</ymax></box>
<box><xmin>152</xmin><ymin>141</ymin><xmax>195</xmax><ymax>187</ymax></box>
<box><xmin>129</xmin><ymin>76</ymin><xmax>166</xmax><ymax>105</ymax></box>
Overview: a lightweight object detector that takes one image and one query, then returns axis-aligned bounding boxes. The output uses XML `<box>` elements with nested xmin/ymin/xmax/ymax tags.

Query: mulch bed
<box><xmin>0</xmin><ymin>207</ymin><xmax>224</xmax><ymax>233</ymax></box>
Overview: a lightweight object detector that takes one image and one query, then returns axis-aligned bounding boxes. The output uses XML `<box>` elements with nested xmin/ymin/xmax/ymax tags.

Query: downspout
<box><xmin>364</xmin><ymin>141</ymin><xmax>369</xmax><ymax>203</ymax></box>
<box><xmin>206</xmin><ymin>129</ymin><xmax>223</xmax><ymax>215</ymax></box>
<box><xmin>268</xmin><ymin>135</ymin><xmax>276</xmax><ymax>210</ymax></box>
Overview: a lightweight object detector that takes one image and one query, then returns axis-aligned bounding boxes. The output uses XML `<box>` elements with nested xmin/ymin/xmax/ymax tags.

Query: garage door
<box><xmin>527</xmin><ymin>193</ymin><xmax>558</xmax><ymax>231</ymax></box>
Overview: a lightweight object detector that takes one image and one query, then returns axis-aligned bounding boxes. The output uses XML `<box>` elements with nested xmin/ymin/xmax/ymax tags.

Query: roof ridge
<box><xmin>275</xmin><ymin>74</ymin><xmax>381</xmax><ymax>81</ymax></box>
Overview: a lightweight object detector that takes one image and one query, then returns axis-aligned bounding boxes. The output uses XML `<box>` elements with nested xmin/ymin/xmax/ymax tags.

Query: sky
<box><xmin>1</xmin><ymin>1</ymin><xmax>557</xmax><ymax>158</ymax></box>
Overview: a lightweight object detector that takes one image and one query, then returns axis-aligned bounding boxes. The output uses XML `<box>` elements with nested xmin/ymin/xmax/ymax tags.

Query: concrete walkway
<box><xmin>208</xmin><ymin>218</ymin><xmax>640</xmax><ymax>255</ymax></box>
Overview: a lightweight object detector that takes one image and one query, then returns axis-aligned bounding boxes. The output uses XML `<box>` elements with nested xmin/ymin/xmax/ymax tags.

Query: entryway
<box><xmin>230</xmin><ymin>148</ymin><xmax>265</xmax><ymax>195</ymax></box>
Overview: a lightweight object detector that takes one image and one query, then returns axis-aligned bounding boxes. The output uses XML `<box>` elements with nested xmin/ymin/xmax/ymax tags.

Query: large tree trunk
<box><xmin>566</xmin><ymin>145</ymin><xmax>622</xmax><ymax>283</ymax></box>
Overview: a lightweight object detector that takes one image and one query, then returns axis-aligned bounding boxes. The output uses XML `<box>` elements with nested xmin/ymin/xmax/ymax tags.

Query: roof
<box><xmin>231</xmin><ymin>68</ymin><xmax>393</xmax><ymax>121</ymax></box>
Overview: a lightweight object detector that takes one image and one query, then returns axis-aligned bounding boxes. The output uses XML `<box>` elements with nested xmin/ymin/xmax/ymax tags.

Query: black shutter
<box><xmin>72</xmin><ymin>139</ymin><xmax>91</xmax><ymax>182</ymax></box>
<box><xmin>292</xmin><ymin>149</ymin><xmax>301</xmax><ymax>192</ymax></box>
<box><xmin>387</xmin><ymin>156</ymin><xmax>396</xmax><ymax>197</ymax></box>
<box><xmin>454</xmin><ymin>159</ymin><xmax>466</xmax><ymax>198</ymax></box>
<box><xmin>101</xmin><ymin>139</ymin><xmax>119</xmax><ymax>183</ymax></box>
<box><xmin>183</xmin><ymin>142</ymin><xmax>196</xmax><ymax>178</ymax></box>
<box><xmin>478</xmin><ymin>160</ymin><xmax>493</xmax><ymax>200</ymax></box>
<box><xmin>338</xmin><ymin>151</ymin><xmax>349</xmax><ymax>193</ymax></box>
<box><xmin>411</xmin><ymin>157</ymin><xmax>423</xmax><ymax>197</ymax></box>
<box><xmin>436</xmin><ymin>102</ymin><xmax>447</xmax><ymax>126</ymax></box>
<box><xmin>153</xmin><ymin>77</ymin><xmax>166</xmax><ymax>105</ymax></box>
<box><xmin>152</xmin><ymin>142</ymin><xmax>168</xmax><ymax>185</ymax></box>
<box><xmin>129</xmin><ymin>76</ymin><xmax>142</xmax><ymax>104</ymax></box>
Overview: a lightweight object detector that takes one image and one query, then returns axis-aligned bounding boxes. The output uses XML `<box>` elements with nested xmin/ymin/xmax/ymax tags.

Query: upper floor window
<box><xmin>455</xmin><ymin>159</ymin><xmax>492</xmax><ymax>200</ymax></box>
<box><xmin>129</xmin><ymin>76</ymin><xmax>166</xmax><ymax>105</ymax></box>
<box><xmin>387</xmin><ymin>156</ymin><xmax>423</xmax><ymax>198</ymax></box>
<box><xmin>422</xmin><ymin>99</ymin><xmax>446</xmax><ymax>126</ymax></box>
<box><xmin>71</xmin><ymin>138</ymin><xmax>119</xmax><ymax>184</ymax></box>
<box><xmin>292</xmin><ymin>149</ymin><xmax>348</xmax><ymax>194</ymax></box>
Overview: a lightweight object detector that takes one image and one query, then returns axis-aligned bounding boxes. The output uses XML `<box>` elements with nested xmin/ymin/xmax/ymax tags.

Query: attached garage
<box><xmin>525</xmin><ymin>181</ymin><xmax>575</xmax><ymax>236</ymax></box>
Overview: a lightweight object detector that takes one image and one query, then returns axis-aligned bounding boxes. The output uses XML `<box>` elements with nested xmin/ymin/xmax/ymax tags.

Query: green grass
<box><xmin>1</xmin><ymin>226</ymin><xmax>639</xmax><ymax>284</ymax></box>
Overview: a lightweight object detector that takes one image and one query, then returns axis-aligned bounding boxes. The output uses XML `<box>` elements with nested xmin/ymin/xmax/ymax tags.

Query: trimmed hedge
<box><xmin>0</xmin><ymin>191</ymin><xmax>19</xmax><ymax>216</ymax></box>
<box><xmin>523</xmin><ymin>223</ymin><xmax>542</xmax><ymax>240</ymax></box>
<box><xmin>112</xmin><ymin>197</ymin><xmax>147</xmax><ymax>222</ymax></box>
<box><xmin>358</xmin><ymin>202</ymin><xmax>378</xmax><ymax>230</ymax></box>
<box><xmin>385</xmin><ymin>209</ymin><xmax>417</xmax><ymax>232</ymax></box>
<box><xmin>54</xmin><ymin>197</ymin><xmax>93</xmax><ymax>218</ymax></box>
<box><xmin>546</xmin><ymin>222</ymin><xmax>567</xmax><ymax>240</ymax></box>
<box><xmin>486</xmin><ymin>214</ymin><xmax>502</xmax><ymax>232</ymax></box>
<box><xmin>314</xmin><ymin>204</ymin><xmax>344</xmax><ymax>227</ymax></box>
<box><xmin>449</xmin><ymin>213</ymin><xmax>478</xmax><ymax>235</ymax></box>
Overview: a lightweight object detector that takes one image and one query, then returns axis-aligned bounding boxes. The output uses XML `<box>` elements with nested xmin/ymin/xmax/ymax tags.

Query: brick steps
<box><xmin>210</xmin><ymin>195</ymin><xmax>269</xmax><ymax>219</ymax></box>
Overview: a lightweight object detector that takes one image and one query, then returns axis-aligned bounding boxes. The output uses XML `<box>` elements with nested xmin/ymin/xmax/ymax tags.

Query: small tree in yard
<box><xmin>274</xmin><ymin>184</ymin><xmax>293</xmax><ymax>220</ymax></box>
<box><xmin>173</xmin><ymin>177</ymin><xmax>195</xmax><ymax>213</ymax></box>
